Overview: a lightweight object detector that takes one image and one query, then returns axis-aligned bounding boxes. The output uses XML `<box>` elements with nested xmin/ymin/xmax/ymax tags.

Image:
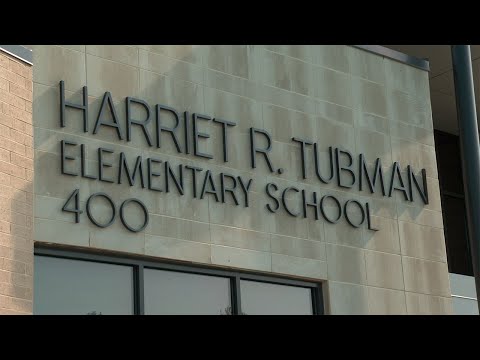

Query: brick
<box><xmin>8</xmin><ymin>105</ymin><xmax>30</xmax><ymax>123</ymax></box>
<box><xmin>9</xmin><ymin>95</ymin><xmax>25</xmax><ymax>111</ymax></box>
<box><xmin>0</xmin><ymin>78</ymin><xmax>7</xmax><ymax>91</ymax></box>
<box><xmin>0</xmin><ymin>184</ymin><xmax>25</xmax><ymax>202</ymax></box>
<box><xmin>0</xmin><ymin>89</ymin><xmax>24</xmax><ymax>110</ymax></box>
<box><xmin>0</xmin><ymin>135</ymin><xmax>25</xmax><ymax>155</ymax></box>
<box><xmin>0</xmin><ymin>246</ymin><xmax>32</xmax><ymax>264</ymax></box>
<box><xmin>10</xmin><ymin>163</ymin><xmax>25</xmax><ymax>179</ymax></box>
<box><xmin>0</xmin><ymin>89</ymin><xmax>11</xmax><ymax>103</ymax></box>
<box><xmin>9</xmin><ymin>200</ymin><xmax>31</xmax><ymax>216</ymax></box>
<box><xmin>24</xmin><ymin>135</ymin><xmax>33</xmax><ymax>147</ymax></box>
<box><xmin>25</xmin><ymin>263</ymin><xmax>33</xmax><ymax>276</ymax></box>
<box><xmin>9</xmin><ymin>60</ymin><xmax>31</xmax><ymax>83</ymax></box>
<box><xmin>0</xmin><ymin>67</ymin><xmax>25</xmax><ymax>88</ymax></box>
<box><xmin>0</xmin><ymin>113</ymin><xmax>13</xmax><ymax>127</ymax></box>
<box><xmin>0</xmin><ymin>160</ymin><xmax>25</xmax><ymax>178</ymax></box>
<box><xmin>0</xmin><ymin>147</ymin><xmax>9</xmax><ymax>162</ymax></box>
<box><xmin>7</xmin><ymin>199</ymin><xmax>25</xmax><ymax>215</ymax></box>
<box><xmin>0</xmin><ymin>294</ymin><xmax>32</xmax><ymax>312</ymax></box>
<box><xmin>0</xmin><ymin>161</ymin><xmax>12</xmax><ymax>175</ymax></box>
<box><xmin>0</xmin><ymin>54</ymin><xmax>9</xmax><ymax>69</ymax></box>
<box><xmin>25</xmin><ymin>215</ymin><xmax>32</xmax><ymax>229</ymax></box>
<box><xmin>0</xmin><ymin>270</ymin><xmax>8</xmax><ymax>282</ymax></box>
<box><xmin>11</xmin><ymin>224</ymin><xmax>30</xmax><ymax>239</ymax></box>
<box><xmin>9</xmin><ymin>129</ymin><xmax>26</xmax><ymax>145</ymax></box>
<box><xmin>24</xmin><ymin>100</ymin><xmax>32</xmax><ymax>113</ymax></box>
<box><xmin>0</xmin><ymin>258</ymin><xmax>26</xmax><ymax>274</ymax></box>
<box><xmin>0</xmin><ymin>211</ymin><xmax>8</xmax><ymax>222</ymax></box>
<box><xmin>25</xmin><ymin>192</ymin><xmax>33</xmax><ymax>205</ymax></box>
<box><xmin>0</xmin><ymin>220</ymin><xmax>10</xmax><ymax>234</ymax></box>
<box><xmin>0</xmin><ymin>172</ymin><xmax>10</xmax><ymax>186</ymax></box>
<box><xmin>0</xmin><ymin>102</ymin><xmax>10</xmax><ymax>117</ymax></box>
<box><xmin>10</xmin><ymin>176</ymin><xmax>32</xmax><ymax>193</ymax></box>
<box><xmin>11</xmin><ymin>272</ymin><xmax>32</xmax><ymax>288</ymax></box>
<box><xmin>11</xmin><ymin>213</ymin><xmax>26</xmax><ymax>227</ymax></box>
<box><xmin>0</xmin><ymin>308</ymin><xmax>31</xmax><ymax>315</ymax></box>
<box><xmin>0</xmin><ymin>283</ymin><xmax>31</xmax><ymax>299</ymax></box>
<box><xmin>25</xmin><ymin>169</ymin><xmax>33</xmax><ymax>182</ymax></box>
<box><xmin>0</xmin><ymin>233</ymin><xmax>31</xmax><ymax>251</ymax></box>
<box><xmin>0</xmin><ymin>123</ymin><xmax>10</xmax><ymax>135</ymax></box>
<box><xmin>9</xmin><ymin>82</ymin><xmax>32</xmax><ymax>102</ymax></box>
<box><xmin>11</xmin><ymin>119</ymin><xmax>25</xmax><ymax>133</ymax></box>
<box><xmin>25</xmin><ymin>146</ymin><xmax>33</xmax><ymax>160</ymax></box>
<box><xmin>24</xmin><ymin>124</ymin><xmax>32</xmax><ymax>136</ymax></box>
<box><xmin>0</xmin><ymin>245</ymin><xmax>11</xmax><ymax>258</ymax></box>
<box><xmin>10</xmin><ymin>152</ymin><xmax>33</xmax><ymax>170</ymax></box>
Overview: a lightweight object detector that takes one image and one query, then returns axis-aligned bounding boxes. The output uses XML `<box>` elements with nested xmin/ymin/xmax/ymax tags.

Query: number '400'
<box><xmin>62</xmin><ymin>189</ymin><xmax>149</xmax><ymax>233</ymax></box>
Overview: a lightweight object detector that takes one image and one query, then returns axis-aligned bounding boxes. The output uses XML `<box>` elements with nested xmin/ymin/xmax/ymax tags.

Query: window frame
<box><xmin>34</xmin><ymin>244</ymin><xmax>324</xmax><ymax>315</ymax></box>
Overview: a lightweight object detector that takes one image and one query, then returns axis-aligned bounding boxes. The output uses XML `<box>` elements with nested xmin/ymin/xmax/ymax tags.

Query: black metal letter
<box><xmin>249</xmin><ymin>127</ymin><xmax>275</xmax><ymax>172</ymax></box>
<box><xmin>320</xmin><ymin>195</ymin><xmax>342</xmax><ymax>224</ymax></box>
<box><xmin>147</xmin><ymin>158</ymin><xmax>162</xmax><ymax>192</ymax></box>
<box><xmin>366</xmin><ymin>202</ymin><xmax>379</xmax><ymax>231</ymax></box>
<box><xmin>200</xmin><ymin>170</ymin><xmax>219</xmax><ymax>202</ymax></box>
<box><xmin>60</xmin><ymin>140</ymin><xmax>78</xmax><ymax>176</ymax></box>
<box><xmin>220</xmin><ymin>173</ymin><xmax>239</xmax><ymax>205</ymax></box>
<box><xmin>358</xmin><ymin>154</ymin><xmax>386</xmax><ymax>196</ymax></box>
<box><xmin>93</xmin><ymin>92</ymin><xmax>124</xmax><ymax>140</ymax></box>
<box><xmin>335</xmin><ymin>148</ymin><xmax>356</xmax><ymax>189</ymax></box>
<box><xmin>185</xmin><ymin>165</ymin><xmax>203</xmax><ymax>198</ymax></box>
<box><xmin>60</xmin><ymin>80</ymin><xmax>88</xmax><ymax>132</ymax></box>
<box><xmin>265</xmin><ymin>183</ymin><xmax>280</xmax><ymax>213</ymax></box>
<box><xmin>344</xmin><ymin>200</ymin><xmax>366</xmax><ymax>228</ymax></box>
<box><xmin>302</xmin><ymin>189</ymin><xmax>319</xmax><ymax>220</ymax></box>
<box><xmin>237</xmin><ymin>176</ymin><xmax>253</xmax><ymax>208</ymax></box>
<box><xmin>80</xmin><ymin>144</ymin><xmax>96</xmax><ymax>180</ymax></box>
<box><xmin>213</xmin><ymin>118</ymin><xmax>237</xmax><ymax>162</ymax></box>
<box><xmin>407</xmin><ymin>166</ymin><xmax>429</xmax><ymax>205</ymax></box>
<box><xmin>282</xmin><ymin>187</ymin><xmax>300</xmax><ymax>217</ymax></box>
<box><xmin>314</xmin><ymin>144</ymin><xmax>335</xmax><ymax>184</ymax></box>
<box><xmin>193</xmin><ymin>113</ymin><xmax>213</xmax><ymax>159</ymax></box>
<box><xmin>126</xmin><ymin>97</ymin><xmax>153</xmax><ymax>146</ymax></box>
<box><xmin>388</xmin><ymin>162</ymin><xmax>410</xmax><ymax>201</ymax></box>
<box><xmin>165</xmin><ymin>162</ymin><xmax>184</xmax><ymax>195</ymax></box>
<box><xmin>118</xmin><ymin>152</ymin><xmax>145</xmax><ymax>188</ymax></box>
<box><xmin>120</xmin><ymin>198</ymin><xmax>149</xmax><ymax>233</ymax></box>
<box><xmin>156</xmin><ymin>104</ymin><xmax>182</xmax><ymax>153</ymax></box>
<box><xmin>292</xmin><ymin>137</ymin><xmax>313</xmax><ymax>180</ymax></box>
<box><xmin>98</xmin><ymin>147</ymin><xmax>114</xmax><ymax>183</ymax></box>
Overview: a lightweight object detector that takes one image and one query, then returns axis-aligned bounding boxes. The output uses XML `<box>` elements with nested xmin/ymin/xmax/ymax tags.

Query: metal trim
<box><xmin>34</xmin><ymin>244</ymin><xmax>324</xmax><ymax>315</ymax></box>
<box><xmin>452</xmin><ymin>294</ymin><xmax>478</xmax><ymax>301</ymax></box>
<box><xmin>352</xmin><ymin>45</ymin><xmax>430</xmax><ymax>72</ymax></box>
<box><xmin>0</xmin><ymin>45</ymin><xmax>32</xmax><ymax>65</ymax></box>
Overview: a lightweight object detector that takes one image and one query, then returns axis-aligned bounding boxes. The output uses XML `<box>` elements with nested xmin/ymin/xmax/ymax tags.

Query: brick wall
<box><xmin>0</xmin><ymin>49</ymin><xmax>33</xmax><ymax>315</ymax></box>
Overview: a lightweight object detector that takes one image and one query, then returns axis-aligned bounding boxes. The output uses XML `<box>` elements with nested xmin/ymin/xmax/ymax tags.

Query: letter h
<box><xmin>60</xmin><ymin>80</ymin><xmax>88</xmax><ymax>132</ymax></box>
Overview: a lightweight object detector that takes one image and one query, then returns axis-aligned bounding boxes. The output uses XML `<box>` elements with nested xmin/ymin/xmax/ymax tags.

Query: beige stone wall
<box><xmin>30</xmin><ymin>45</ymin><xmax>451</xmax><ymax>314</ymax></box>
<box><xmin>0</xmin><ymin>49</ymin><xmax>34</xmax><ymax>314</ymax></box>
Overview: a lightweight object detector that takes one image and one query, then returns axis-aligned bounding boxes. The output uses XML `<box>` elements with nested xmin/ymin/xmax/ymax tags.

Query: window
<box><xmin>240</xmin><ymin>280</ymin><xmax>313</xmax><ymax>315</ymax></box>
<box><xmin>144</xmin><ymin>269</ymin><xmax>231</xmax><ymax>315</ymax></box>
<box><xmin>34</xmin><ymin>256</ymin><xmax>134</xmax><ymax>315</ymax></box>
<box><xmin>434</xmin><ymin>130</ymin><xmax>473</xmax><ymax>276</ymax></box>
<box><xmin>34</xmin><ymin>247</ymin><xmax>324</xmax><ymax>315</ymax></box>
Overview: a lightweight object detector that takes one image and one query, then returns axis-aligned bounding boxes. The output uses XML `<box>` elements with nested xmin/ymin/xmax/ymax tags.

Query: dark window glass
<box><xmin>434</xmin><ymin>130</ymin><xmax>473</xmax><ymax>276</ymax></box>
<box><xmin>240</xmin><ymin>280</ymin><xmax>313</xmax><ymax>315</ymax></box>
<box><xmin>443</xmin><ymin>195</ymin><xmax>473</xmax><ymax>275</ymax></box>
<box><xmin>34</xmin><ymin>256</ymin><xmax>134</xmax><ymax>315</ymax></box>
<box><xmin>434</xmin><ymin>131</ymin><xmax>465</xmax><ymax>194</ymax></box>
<box><xmin>144</xmin><ymin>269</ymin><xmax>232</xmax><ymax>315</ymax></box>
